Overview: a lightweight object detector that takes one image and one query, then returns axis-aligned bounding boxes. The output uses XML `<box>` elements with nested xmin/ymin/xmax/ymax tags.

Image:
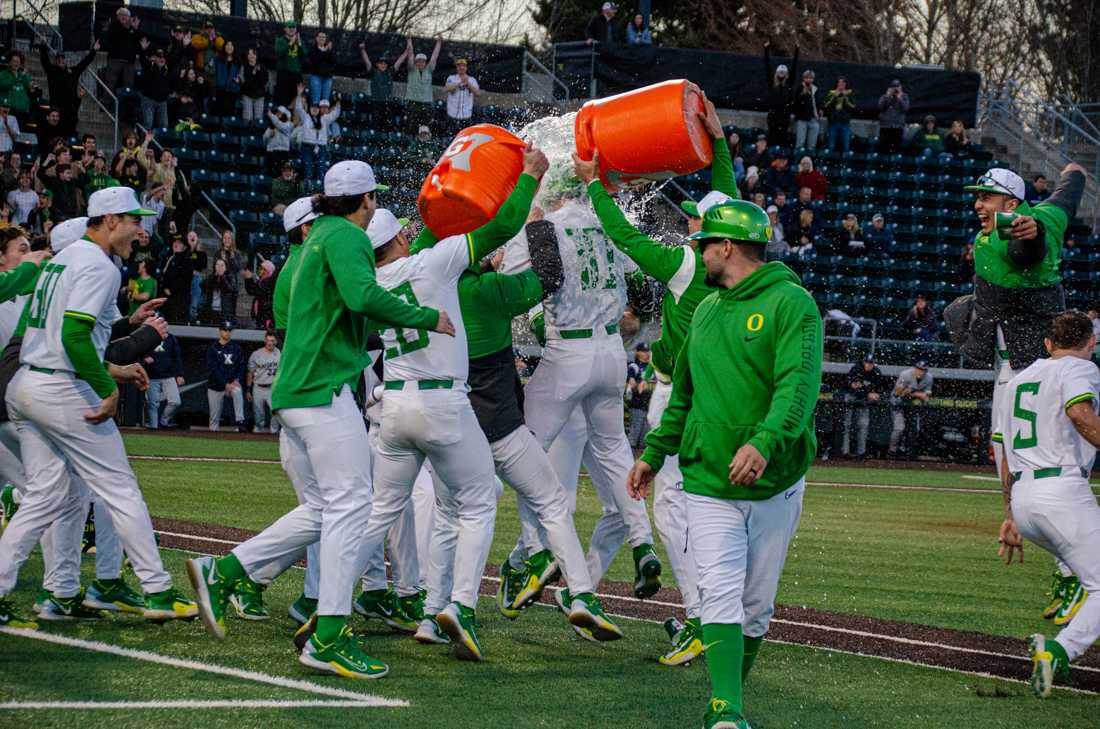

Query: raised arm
<box><xmin>429</xmin><ymin>37</ymin><xmax>442</xmax><ymax>67</ymax></box>
<box><xmin>326</xmin><ymin>235</ymin><xmax>440</xmax><ymax>331</ymax></box>
<box><xmin>394</xmin><ymin>42</ymin><xmax>411</xmax><ymax>71</ymax></box>
<box><xmin>359</xmin><ymin>44</ymin><xmax>372</xmax><ymax>71</ymax></box>
<box><xmin>466</xmin><ymin>146</ymin><xmax>548</xmax><ymax>262</ymax></box>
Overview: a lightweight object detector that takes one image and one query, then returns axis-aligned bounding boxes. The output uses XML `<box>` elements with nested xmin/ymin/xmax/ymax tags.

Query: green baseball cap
<box><xmin>686</xmin><ymin>200</ymin><xmax>771</xmax><ymax>245</ymax></box>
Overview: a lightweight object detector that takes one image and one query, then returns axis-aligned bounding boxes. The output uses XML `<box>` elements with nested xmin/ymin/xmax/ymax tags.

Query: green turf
<box><xmin>2</xmin><ymin>549</ymin><xmax>1094</xmax><ymax>728</ymax></box>
<box><xmin>122</xmin><ymin>432</ymin><xmax>280</xmax><ymax>461</ymax></box>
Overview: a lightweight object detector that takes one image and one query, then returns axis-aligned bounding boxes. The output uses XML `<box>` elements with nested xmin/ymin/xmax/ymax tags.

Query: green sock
<box><xmin>742</xmin><ymin>635</ymin><xmax>764</xmax><ymax>680</ymax></box>
<box><xmin>702</xmin><ymin>622</ymin><xmax>744</xmax><ymax>716</ymax></box>
<box><xmin>687</xmin><ymin>617</ymin><xmax>702</xmax><ymax>630</ymax></box>
<box><xmin>215</xmin><ymin>552</ymin><xmax>246</xmax><ymax>583</ymax></box>
<box><xmin>315</xmin><ymin>615</ymin><xmax>346</xmax><ymax>644</ymax></box>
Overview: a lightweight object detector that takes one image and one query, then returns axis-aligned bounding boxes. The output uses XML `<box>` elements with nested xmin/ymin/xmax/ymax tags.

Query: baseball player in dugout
<box><xmin>627</xmin><ymin>200</ymin><xmax>824</xmax><ymax>729</ymax></box>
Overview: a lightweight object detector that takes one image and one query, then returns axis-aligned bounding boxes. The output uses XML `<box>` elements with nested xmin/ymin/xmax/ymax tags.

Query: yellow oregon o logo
<box><xmin>747</xmin><ymin>314</ymin><xmax>764</xmax><ymax>332</ymax></box>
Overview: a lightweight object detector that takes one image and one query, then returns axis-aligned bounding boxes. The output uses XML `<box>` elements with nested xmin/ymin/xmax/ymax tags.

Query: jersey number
<box><xmin>384</xmin><ymin>282</ymin><xmax>430</xmax><ymax>359</ymax></box>
<box><xmin>567</xmin><ymin>227</ymin><xmax>617</xmax><ymax>292</ymax></box>
<box><xmin>26</xmin><ymin>262</ymin><xmax>66</xmax><ymax>330</ymax></box>
<box><xmin>1012</xmin><ymin>381</ymin><xmax>1040</xmax><ymax>449</ymax></box>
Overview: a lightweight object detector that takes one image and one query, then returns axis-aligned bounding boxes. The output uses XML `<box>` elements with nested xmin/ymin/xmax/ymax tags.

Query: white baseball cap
<box><xmin>681</xmin><ymin>190</ymin><xmax>733</xmax><ymax>218</ymax></box>
<box><xmin>776</xmin><ymin>64</ymin><xmax>788</xmax><ymax>75</ymax></box>
<box><xmin>319</xmin><ymin>99</ymin><xmax>330</xmax><ymax>107</ymax></box>
<box><xmin>87</xmin><ymin>186</ymin><xmax>157</xmax><ymax>218</ymax></box>
<box><xmin>964</xmin><ymin>168</ymin><xmax>1025</xmax><ymax>200</ymax></box>
<box><xmin>415</xmin><ymin>53</ymin><xmax>427</xmax><ymax>61</ymax></box>
<box><xmin>283</xmin><ymin>196</ymin><xmax>319</xmax><ymax>233</ymax></box>
<box><xmin>50</xmin><ymin>217</ymin><xmax>88</xmax><ymax>252</ymax></box>
<box><xmin>323</xmin><ymin>160</ymin><xmax>389</xmax><ymax>196</ymax></box>
<box><xmin>366</xmin><ymin>209</ymin><xmax>410</xmax><ymax>249</ymax></box>
<box><xmin>746</xmin><ymin>165</ymin><xmax>759</xmax><ymax>179</ymax></box>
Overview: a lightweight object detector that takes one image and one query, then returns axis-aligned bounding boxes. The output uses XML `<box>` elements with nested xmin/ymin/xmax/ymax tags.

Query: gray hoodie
<box><xmin>877</xmin><ymin>90</ymin><xmax>910</xmax><ymax>129</ymax></box>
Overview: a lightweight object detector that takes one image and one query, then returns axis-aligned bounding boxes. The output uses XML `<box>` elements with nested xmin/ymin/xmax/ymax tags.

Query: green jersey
<box><xmin>272</xmin><ymin>215</ymin><xmax>440</xmax><ymax>410</ymax></box>
<box><xmin>461</xmin><ymin>269</ymin><xmax>543</xmax><ymax>359</ymax></box>
<box><xmin>274</xmin><ymin>37</ymin><xmax>302</xmax><ymax>74</ymax></box>
<box><xmin>642</xmin><ymin>262</ymin><xmax>822</xmax><ymax>500</ymax></box>
<box><xmin>974</xmin><ymin>199</ymin><xmax>1067</xmax><ymax>289</ymax></box>
<box><xmin>273</xmin><ymin>242</ymin><xmax>300</xmax><ymax>331</ymax></box>
<box><xmin>587</xmin><ymin>135</ymin><xmax>738</xmax><ymax>378</ymax></box>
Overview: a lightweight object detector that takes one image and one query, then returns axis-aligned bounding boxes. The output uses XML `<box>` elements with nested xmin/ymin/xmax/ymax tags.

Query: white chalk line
<box><xmin>0</xmin><ymin>627</ymin><xmax>407</xmax><ymax>707</ymax></box>
<box><xmin>0</xmin><ymin>700</ymin><xmax>387</xmax><ymax>711</ymax></box>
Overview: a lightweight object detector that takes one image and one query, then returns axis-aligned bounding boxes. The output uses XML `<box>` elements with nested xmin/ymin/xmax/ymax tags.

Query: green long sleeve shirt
<box><xmin>274</xmin><ymin>37</ymin><xmax>302</xmax><ymax>74</ymax></box>
<box><xmin>272</xmin><ymin>242</ymin><xmax>301</xmax><ymax>331</ymax></box>
<box><xmin>461</xmin><ymin>268</ymin><xmax>543</xmax><ymax>358</ymax></box>
<box><xmin>642</xmin><ymin>262</ymin><xmax>823</xmax><ymax>500</ymax></box>
<box><xmin>974</xmin><ymin>199</ymin><xmax>1066</xmax><ymax>289</ymax></box>
<box><xmin>272</xmin><ymin>215</ymin><xmax>440</xmax><ymax>410</ymax></box>
<box><xmin>587</xmin><ymin>135</ymin><xmax>738</xmax><ymax>378</ymax></box>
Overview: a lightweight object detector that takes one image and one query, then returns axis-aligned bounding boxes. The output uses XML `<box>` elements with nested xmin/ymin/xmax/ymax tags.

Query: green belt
<box><xmin>384</xmin><ymin>379</ymin><xmax>454</xmax><ymax>391</ymax></box>
<box><xmin>558</xmin><ymin>323</ymin><xmax>618</xmax><ymax>339</ymax></box>
<box><xmin>30</xmin><ymin>366</ymin><xmax>55</xmax><ymax>375</ymax></box>
<box><xmin>1012</xmin><ymin>466</ymin><xmax>1088</xmax><ymax>480</ymax></box>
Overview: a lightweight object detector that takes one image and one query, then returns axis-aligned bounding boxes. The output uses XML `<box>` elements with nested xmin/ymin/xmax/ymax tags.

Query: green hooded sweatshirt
<box><xmin>642</xmin><ymin>261</ymin><xmax>823</xmax><ymax>500</ymax></box>
<box><xmin>973</xmin><ymin>198</ymin><xmax>1067</xmax><ymax>289</ymax></box>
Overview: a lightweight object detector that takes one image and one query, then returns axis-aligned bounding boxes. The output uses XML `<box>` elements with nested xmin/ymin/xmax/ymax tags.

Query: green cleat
<box><xmin>31</xmin><ymin>588</ymin><xmax>50</xmax><ymax>614</ymax></box>
<box><xmin>38</xmin><ymin>590</ymin><xmax>106</xmax><ymax>621</ymax></box>
<box><xmin>0</xmin><ymin>596</ymin><xmax>38</xmax><ymax>629</ymax></box>
<box><xmin>0</xmin><ymin>483</ymin><xmax>16</xmax><ymax>530</ymax></box>
<box><xmin>1029</xmin><ymin>633</ymin><xmax>1071</xmax><ymax>698</ymax></box>
<box><xmin>354</xmin><ymin>589</ymin><xmax>417</xmax><ymax>634</ymax></box>
<box><xmin>632</xmin><ymin>543</ymin><xmax>662</xmax><ymax>599</ymax></box>
<box><xmin>660</xmin><ymin>618</ymin><xmax>704</xmax><ymax>666</ymax></box>
<box><xmin>397</xmin><ymin>590</ymin><xmax>426</xmax><ymax>624</ymax></box>
<box><xmin>186</xmin><ymin>555</ymin><xmax>230</xmax><ymax>638</ymax></box>
<box><xmin>228</xmin><ymin>576</ymin><xmax>270</xmax><ymax>621</ymax></box>
<box><xmin>513</xmin><ymin>549</ymin><xmax>560</xmax><ymax>610</ymax></box>
<box><xmin>288</xmin><ymin>594</ymin><xmax>318</xmax><ymax>626</ymax></box>
<box><xmin>703</xmin><ymin>698</ymin><xmax>752</xmax><ymax>729</ymax></box>
<box><xmin>436</xmin><ymin>602</ymin><xmax>483</xmax><ymax>661</ymax></box>
<box><xmin>299</xmin><ymin>624</ymin><xmax>389</xmax><ymax>679</ymax></box>
<box><xmin>144</xmin><ymin>587</ymin><xmax>198</xmax><ymax>621</ymax></box>
<box><xmin>414</xmin><ymin>616</ymin><xmax>451</xmax><ymax>645</ymax></box>
<box><xmin>1043</xmin><ymin>572</ymin><xmax>1069</xmax><ymax>619</ymax></box>
<box><xmin>1053</xmin><ymin>578</ymin><xmax>1087</xmax><ymax>626</ymax></box>
<box><xmin>554</xmin><ymin>587</ymin><xmax>596</xmax><ymax>643</ymax></box>
<box><xmin>496</xmin><ymin>560</ymin><xmax>524</xmax><ymax>619</ymax></box>
<box><xmin>84</xmin><ymin>578</ymin><xmax>146</xmax><ymax>614</ymax></box>
<box><xmin>567</xmin><ymin>591</ymin><xmax>623</xmax><ymax>642</ymax></box>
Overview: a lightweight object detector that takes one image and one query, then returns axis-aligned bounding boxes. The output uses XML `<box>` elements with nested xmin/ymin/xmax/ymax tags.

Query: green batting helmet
<box><xmin>686</xmin><ymin>200</ymin><xmax>771</xmax><ymax>245</ymax></box>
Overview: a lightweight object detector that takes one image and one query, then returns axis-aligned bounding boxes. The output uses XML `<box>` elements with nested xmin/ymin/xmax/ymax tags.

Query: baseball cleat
<box><xmin>1053</xmin><ymin>579</ymin><xmax>1087</xmax><ymax>626</ymax></box>
<box><xmin>228</xmin><ymin>576</ymin><xmax>270</xmax><ymax>621</ymax></box>
<box><xmin>703</xmin><ymin>698</ymin><xmax>752</xmax><ymax>729</ymax></box>
<box><xmin>37</xmin><ymin>591</ymin><xmax>106</xmax><ymax>621</ymax></box>
<box><xmin>632</xmin><ymin>543</ymin><xmax>662</xmax><ymax>599</ymax></box>
<box><xmin>554</xmin><ymin>588</ymin><xmax>596</xmax><ymax>643</ymax></box>
<box><xmin>187</xmin><ymin>556</ymin><xmax>230</xmax><ymax>638</ymax></box>
<box><xmin>1043</xmin><ymin>572</ymin><xmax>1070</xmax><ymax>619</ymax></box>
<box><xmin>436</xmin><ymin>602</ymin><xmax>483</xmax><ymax>661</ymax></box>
<box><xmin>397</xmin><ymin>590</ymin><xmax>426</xmax><ymax>624</ymax></box>
<box><xmin>496</xmin><ymin>560</ymin><xmax>524</xmax><ymax>619</ymax></box>
<box><xmin>288</xmin><ymin>595</ymin><xmax>318</xmax><ymax>626</ymax></box>
<box><xmin>414</xmin><ymin>616</ymin><xmax>451</xmax><ymax>645</ymax></box>
<box><xmin>293</xmin><ymin>613</ymin><xmax>317</xmax><ymax>654</ymax></box>
<box><xmin>354</xmin><ymin>589</ymin><xmax>418</xmax><ymax>634</ymax></box>
<box><xmin>567</xmin><ymin>591</ymin><xmax>623</xmax><ymax>642</ymax></box>
<box><xmin>143</xmin><ymin>587</ymin><xmax>198</xmax><ymax>621</ymax></box>
<box><xmin>0</xmin><ymin>483</ymin><xmax>17</xmax><ymax>529</ymax></box>
<box><xmin>299</xmin><ymin>624</ymin><xmax>389</xmax><ymax>680</ymax></box>
<box><xmin>661</xmin><ymin>617</ymin><xmax>704</xmax><ymax>666</ymax></box>
<box><xmin>1029</xmin><ymin>633</ymin><xmax>1070</xmax><ymax>698</ymax></box>
<box><xmin>0</xmin><ymin>596</ymin><xmax>38</xmax><ymax>629</ymax></box>
<box><xmin>31</xmin><ymin>588</ymin><xmax>50</xmax><ymax>614</ymax></box>
<box><xmin>513</xmin><ymin>549</ymin><xmax>560</xmax><ymax>610</ymax></box>
<box><xmin>84</xmin><ymin>578</ymin><xmax>146</xmax><ymax>614</ymax></box>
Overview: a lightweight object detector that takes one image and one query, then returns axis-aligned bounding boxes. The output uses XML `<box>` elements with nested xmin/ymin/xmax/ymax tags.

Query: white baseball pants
<box><xmin>687</xmin><ymin>480</ymin><xmax>804</xmax><ymax>634</ymax></box>
<box><xmin>251</xmin><ymin>385</ymin><xmax>278</xmax><ymax>433</ymax></box>
<box><xmin>359</xmin><ymin>426</ymin><xmax>424</xmax><ymax>597</ymax></box>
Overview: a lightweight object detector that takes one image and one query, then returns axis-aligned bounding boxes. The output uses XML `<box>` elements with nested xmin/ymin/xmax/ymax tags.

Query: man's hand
<box><xmin>139</xmin><ymin>37</ymin><xmax>150</xmax><ymax>50</ymax></box>
<box><xmin>129</xmin><ymin>297</ymin><xmax>165</xmax><ymax>324</ymax></box>
<box><xmin>729</xmin><ymin>443</ymin><xmax>767</xmax><ymax>486</ymax></box>
<box><xmin>109</xmin><ymin>362</ymin><xmax>149</xmax><ymax>390</ymax></box>
<box><xmin>144</xmin><ymin>316</ymin><xmax>168</xmax><ymax>339</ymax></box>
<box><xmin>226</xmin><ymin>380</ymin><xmax>239</xmax><ymax>394</ymax></box>
<box><xmin>84</xmin><ymin>388</ymin><xmax>119</xmax><ymax>423</ymax></box>
<box><xmin>94</xmin><ymin>39</ymin><xmax>101</xmax><ymax>51</ymax></box>
<box><xmin>1063</xmin><ymin>162</ymin><xmax>1087</xmax><ymax>177</ymax></box>
<box><xmin>1010</xmin><ymin>215</ymin><xmax>1039</xmax><ymax>241</ymax></box>
<box><xmin>572</xmin><ymin>149</ymin><xmax>599</xmax><ymax>185</ymax></box>
<box><xmin>527</xmin><ymin>205</ymin><xmax>544</xmax><ymax>223</ymax></box>
<box><xmin>24</xmin><ymin>249</ymin><xmax>51</xmax><ymax>268</ymax></box>
<box><xmin>434</xmin><ymin>311</ymin><xmax>456</xmax><ymax>337</ymax></box>
<box><xmin>868</xmin><ymin>392</ymin><xmax>881</xmax><ymax>402</ymax></box>
<box><xmin>627</xmin><ymin>459</ymin><xmax>655</xmax><ymax>500</ymax></box>
<box><xmin>522</xmin><ymin>144</ymin><xmax>549</xmax><ymax>180</ymax></box>
<box><xmin>698</xmin><ymin>94</ymin><xmax>723</xmax><ymax>139</ymax></box>
<box><xmin>998</xmin><ymin>518</ymin><xmax>1024</xmax><ymax>565</ymax></box>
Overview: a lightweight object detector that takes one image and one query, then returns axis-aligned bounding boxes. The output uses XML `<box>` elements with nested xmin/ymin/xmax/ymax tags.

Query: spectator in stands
<box><xmin>404</xmin><ymin>36</ymin><xmax>442</xmax><ymax>129</ymax></box>
<box><xmin>586</xmin><ymin>2</ymin><xmax>620</xmax><ymax>45</ymax></box>
<box><xmin>626</xmin><ymin>13</ymin><xmax>652</xmax><ymax>45</ymax></box>
<box><xmin>902</xmin><ymin>294</ymin><xmax>938</xmax><ymax>341</ymax></box>
<box><xmin>823</xmin><ymin>76</ymin><xmax>855</xmax><ymax>153</ymax></box>
<box><xmin>1088</xmin><ymin>307</ymin><xmax>1100</xmax><ymax>340</ymax></box>
<box><xmin>25</xmin><ymin>188</ymin><xmax>52</xmax><ymax>234</ymax></box>
<box><xmin>743</xmin><ymin>134</ymin><xmax>772</xmax><ymax>170</ymax></box>
<box><xmin>127</xmin><ymin>259</ymin><xmax>157</xmax><ymax>315</ymax></box>
<box><xmin>202</xmin><ymin>258</ymin><xmax>238</xmax><ymax>324</ymax></box>
<box><xmin>0</xmin><ymin>152</ymin><xmax>18</xmax><ymax>194</ymax></box>
<box><xmin>725</xmin><ymin>130</ymin><xmax>744</xmax><ymax>178</ymax></box>
<box><xmin>877</xmin><ymin>79</ymin><xmax>909</xmax><ymax>154</ymax></box>
<box><xmin>247</xmin><ymin>332</ymin><xmax>281</xmax><ymax>433</ymax></box>
<box><xmin>0</xmin><ymin>101</ymin><xmax>18</xmax><ymax>155</ymax></box>
<box><xmin>115</xmin><ymin>130</ymin><xmax>150</xmax><ymax>167</ymax></box>
<box><xmin>116</xmin><ymin>157</ymin><xmax>146</xmax><ymax>194</ymax></box>
<box><xmin>842</xmin><ymin>354</ymin><xmax>883</xmax><ymax>458</ymax></box>
<box><xmin>944</xmin><ymin>119</ymin><xmax>972</xmax><ymax>158</ymax></box>
<box><xmin>787</xmin><ymin>209</ymin><xmax>822</xmax><ymax>257</ymax></box>
<box><xmin>128</xmin><ymin>226</ymin><xmax>162</xmax><ymax>276</ymax></box>
<box><xmin>750</xmin><ymin>191</ymin><xmax>766</xmax><ymax>210</ymax></box>
<box><xmin>774</xmin><ymin>190</ymin><xmax>796</xmax><ymax>229</ymax></box>
<box><xmin>792</xmin><ymin>69</ymin><xmax>822</xmax><ymax>151</ymax></box>
<box><xmin>171</xmin><ymin>73</ymin><xmax>202</xmax><ymax>127</ymax></box>
<box><xmin>909</xmin><ymin>114</ymin><xmax>944</xmax><ymax>155</ymax></box>
<box><xmin>625</xmin><ymin>342</ymin><xmax>653</xmax><ymax>455</ymax></box>
<box><xmin>213</xmin><ymin>41</ymin><xmax>242</xmax><ymax>117</ymax></box>
<box><xmin>244</xmin><ymin>260</ymin><xmax>277</xmax><ymax>330</ymax></box>
<box><xmin>788</xmin><ymin>186</ymin><xmax>814</xmax><ymax>224</ymax></box>
<box><xmin>102</xmin><ymin>7</ymin><xmax>140</xmax><ymax>93</ymax></box>
<box><xmin>864</xmin><ymin>212</ymin><xmax>894</xmax><ymax>254</ymax></box>
<box><xmin>795</xmin><ymin>156</ymin><xmax>828</xmax><ymax>200</ymax></box>
<box><xmin>274</xmin><ymin>21</ymin><xmax>303</xmax><ymax>106</ymax></box>
<box><xmin>38</xmin><ymin>40</ymin><xmax>99</xmax><ymax>138</ymax></box>
<box><xmin>739</xmin><ymin>165</ymin><xmax>761</xmax><ymax>199</ymax></box>
<box><xmin>765</xmin><ymin>205</ymin><xmax>789</xmax><ymax>259</ymax></box>
<box><xmin>307</xmin><ymin>32</ymin><xmax>336</xmax><ymax>106</ymax></box>
<box><xmin>1026</xmin><ymin>174</ymin><xmax>1050</xmax><ymax>205</ymax></box>
<box><xmin>960</xmin><ymin>241</ymin><xmax>975</xmax><ymax>281</ymax></box>
<box><xmin>762</xmin><ymin>151</ymin><xmax>795</xmax><ymax>196</ymax></box>
<box><xmin>839</xmin><ymin>213</ymin><xmax>866</xmax><ymax>256</ymax></box>
<box><xmin>144</xmin><ymin>332</ymin><xmax>184</xmax><ymax>429</ymax></box>
<box><xmin>37</xmin><ymin>161</ymin><xmax>83</xmax><ymax>222</ymax></box>
<box><xmin>140</xmin><ymin>185</ymin><xmax>168</xmax><ymax>236</ymax></box>
<box><xmin>187</xmin><ymin>230</ymin><xmax>208</xmax><ymax>324</ymax></box>
<box><xmin>0</xmin><ymin>52</ymin><xmax>34</xmax><ymax>128</ymax></box>
<box><xmin>412</xmin><ymin>125</ymin><xmax>436</xmax><ymax>164</ymax></box>
<box><xmin>160</xmin><ymin>235</ymin><xmax>193</xmax><ymax>323</ymax></box>
<box><xmin>270</xmin><ymin>161</ymin><xmax>300</xmax><ymax>213</ymax></box>
<box><xmin>239</xmin><ymin>48</ymin><xmax>268</xmax><ymax>122</ymax></box>
<box><xmin>295</xmin><ymin>87</ymin><xmax>340</xmax><ymax>180</ymax></box>
<box><xmin>138</xmin><ymin>45</ymin><xmax>172</xmax><ymax>130</ymax></box>
<box><xmin>191</xmin><ymin>21</ymin><xmax>225</xmax><ymax>78</ymax></box>
<box><xmin>206</xmin><ymin>321</ymin><xmax>246</xmax><ymax>432</ymax></box>
<box><xmin>151</xmin><ymin>149</ymin><xmax>178</xmax><ymax>213</ymax></box>
<box><xmin>361</xmin><ymin>46</ymin><xmax>406</xmax><ymax>101</ymax></box>
<box><xmin>445</xmin><ymin>59</ymin><xmax>482</xmax><ymax>131</ymax></box>
<box><xmin>215</xmin><ymin>229</ymin><xmax>245</xmax><ymax>280</ymax></box>
<box><xmin>34</xmin><ymin>109</ymin><xmax>65</xmax><ymax>159</ymax></box>
<box><xmin>763</xmin><ymin>41</ymin><xmax>798</xmax><ymax>146</ymax></box>
<box><xmin>264</xmin><ymin>106</ymin><xmax>294</xmax><ymax>176</ymax></box>
<box><xmin>6</xmin><ymin>172</ymin><xmax>36</xmax><ymax>226</ymax></box>
<box><xmin>167</xmin><ymin>25</ymin><xmax>191</xmax><ymax>74</ymax></box>
<box><xmin>889</xmin><ymin>359</ymin><xmax>932</xmax><ymax>458</ymax></box>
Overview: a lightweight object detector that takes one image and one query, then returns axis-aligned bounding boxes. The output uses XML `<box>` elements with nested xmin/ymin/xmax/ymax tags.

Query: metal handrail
<box><xmin>522</xmin><ymin>50</ymin><xmax>570</xmax><ymax>102</ymax></box>
<box><xmin>552</xmin><ymin>41</ymin><xmax>598</xmax><ymax>99</ymax></box>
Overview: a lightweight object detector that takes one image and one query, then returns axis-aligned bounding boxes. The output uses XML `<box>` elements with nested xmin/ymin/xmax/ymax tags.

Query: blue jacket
<box><xmin>206</xmin><ymin>340</ymin><xmax>245</xmax><ymax>391</ymax></box>
<box><xmin>214</xmin><ymin>58</ymin><xmax>241</xmax><ymax>93</ymax></box>
<box><xmin>147</xmin><ymin>334</ymin><xmax>184</xmax><ymax>381</ymax></box>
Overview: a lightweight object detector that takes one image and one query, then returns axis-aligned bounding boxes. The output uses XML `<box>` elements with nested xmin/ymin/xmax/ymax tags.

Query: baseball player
<box><xmin>994</xmin><ymin>311</ymin><xmax>1100</xmax><ymax>698</ymax></box>
<box><xmin>0</xmin><ymin>187</ymin><xmax>198</xmax><ymax>629</ymax></box>
<box><xmin>946</xmin><ymin>162</ymin><xmax>1087</xmax><ymax>622</ymax></box>
<box><xmin>628</xmin><ymin>201</ymin><xmax>823</xmax><ymax>729</ymax></box>
<box><xmin>188</xmin><ymin>161</ymin><xmax>454</xmax><ymax>681</ymax></box>
<box><xmin>247</xmin><ymin>332</ymin><xmax>280</xmax><ymax>433</ymax></box>
<box><xmin>572</xmin><ymin>93</ymin><xmax>736</xmax><ymax>664</ymax></box>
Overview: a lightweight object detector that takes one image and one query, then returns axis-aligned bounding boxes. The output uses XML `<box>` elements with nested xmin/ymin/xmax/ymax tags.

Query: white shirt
<box><xmin>376</xmin><ymin>234</ymin><xmax>473</xmax><ymax>386</ymax></box>
<box><xmin>21</xmin><ymin>239</ymin><xmax>122</xmax><ymax>372</ymax></box>
<box><xmin>0</xmin><ymin>114</ymin><xmax>19</xmax><ymax>153</ymax></box>
<box><xmin>295</xmin><ymin>97</ymin><xmax>340</xmax><ymax>146</ymax></box>
<box><xmin>6</xmin><ymin>189</ymin><xmax>37</xmax><ymax>225</ymax></box>
<box><xmin>141</xmin><ymin>196</ymin><xmax>166</xmax><ymax>234</ymax></box>
<box><xmin>998</xmin><ymin>356</ymin><xmax>1100</xmax><ymax>474</ymax></box>
<box><xmin>0</xmin><ymin>295</ymin><xmax>27</xmax><ymax>349</ymax></box>
<box><xmin>445</xmin><ymin>74</ymin><xmax>479</xmax><ymax>119</ymax></box>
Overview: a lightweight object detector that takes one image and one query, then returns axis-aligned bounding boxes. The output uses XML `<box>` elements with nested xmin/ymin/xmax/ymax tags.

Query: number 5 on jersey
<box><xmin>1012</xmin><ymin>381</ymin><xmax>1040</xmax><ymax>449</ymax></box>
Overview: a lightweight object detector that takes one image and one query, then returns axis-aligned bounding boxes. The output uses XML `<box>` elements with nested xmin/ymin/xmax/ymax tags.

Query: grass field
<box><xmin>1</xmin><ymin>432</ymin><xmax>1095</xmax><ymax>728</ymax></box>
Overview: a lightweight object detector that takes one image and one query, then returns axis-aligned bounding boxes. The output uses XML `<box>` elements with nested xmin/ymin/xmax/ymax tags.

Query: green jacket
<box><xmin>272</xmin><ymin>242</ymin><xmax>300</xmax><ymax>331</ymax></box>
<box><xmin>974</xmin><ymin>199</ymin><xmax>1066</xmax><ymax>289</ymax></box>
<box><xmin>642</xmin><ymin>262</ymin><xmax>823</xmax><ymax>500</ymax></box>
<box><xmin>275</xmin><ymin>37</ymin><xmax>302</xmax><ymax>74</ymax></box>
<box><xmin>822</xmin><ymin>90</ymin><xmax>855</xmax><ymax>125</ymax></box>
<box><xmin>0</xmin><ymin>69</ymin><xmax>32</xmax><ymax>114</ymax></box>
<box><xmin>461</xmin><ymin>268</ymin><xmax>543</xmax><ymax>358</ymax></box>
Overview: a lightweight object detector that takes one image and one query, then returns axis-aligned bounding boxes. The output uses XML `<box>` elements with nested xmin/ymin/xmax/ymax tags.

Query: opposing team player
<box><xmin>995</xmin><ymin>311</ymin><xmax>1100</xmax><ymax>698</ymax></box>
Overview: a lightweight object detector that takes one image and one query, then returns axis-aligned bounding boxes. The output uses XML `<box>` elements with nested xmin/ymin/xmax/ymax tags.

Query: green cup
<box><xmin>996</xmin><ymin>211</ymin><xmax>1018</xmax><ymax>239</ymax></box>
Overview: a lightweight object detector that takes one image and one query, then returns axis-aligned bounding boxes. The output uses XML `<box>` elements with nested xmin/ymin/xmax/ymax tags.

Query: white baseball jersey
<box><xmin>20</xmin><ymin>239</ymin><xmax>122</xmax><ymax>371</ymax></box>
<box><xmin>376</xmin><ymin>234</ymin><xmax>472</xmax><ymax>385</ymax></box>
<box><xmin>0</xmin><ymin>295</ymin><xmax>27</xmax><ymax>349</ymax></box>
<box><xmin>997</xmin><ymin>356</ymin><xmax>1100</xmax><ymax>473</ymax></box>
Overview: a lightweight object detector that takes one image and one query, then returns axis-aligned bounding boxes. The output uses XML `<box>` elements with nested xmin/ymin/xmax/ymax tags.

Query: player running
<box><xmin>994</xmin><ymin>311</ymin><xmax>1100</xmax><ymax>698</ymax></box>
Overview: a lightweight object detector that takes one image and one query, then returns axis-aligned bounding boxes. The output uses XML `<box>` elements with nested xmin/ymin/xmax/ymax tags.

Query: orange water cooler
<box><xmin>574</xmin><ymin>79</ymin><xmax>713</xmax><ymax>192</ymax></box>
<box><xmin>417</xmin><ymin>124</ymin><xmax>527</xmax><ymax>239</ymax></box>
